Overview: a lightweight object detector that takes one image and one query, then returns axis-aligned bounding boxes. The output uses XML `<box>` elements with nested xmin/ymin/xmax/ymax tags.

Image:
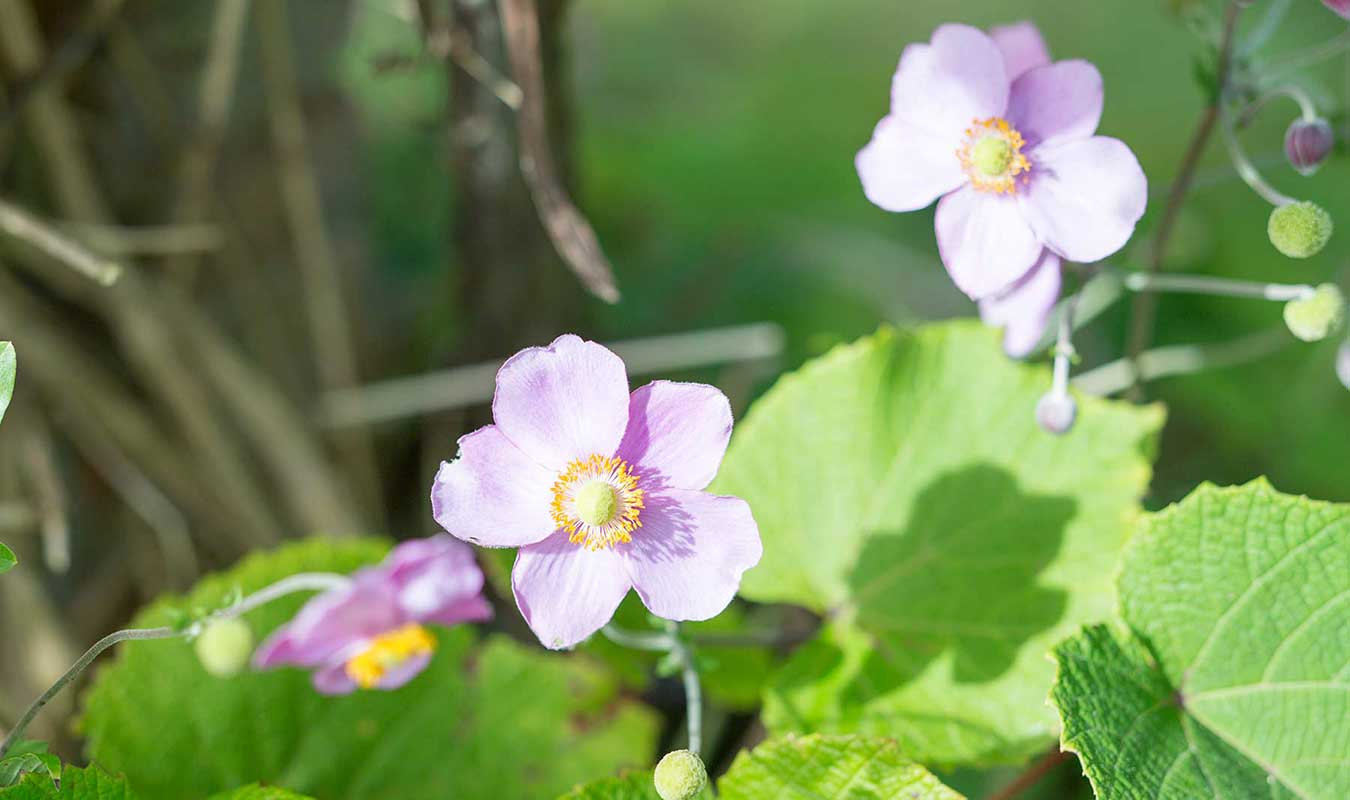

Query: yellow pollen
<box><xmin>956</xmin><ymin>117</ymin><xmax>1031</xmax><ymax>195</ymax></box>
<box><xmin>549</xmin><ymin>454</ymin><xmax>645</xmax><ymax>551</ymax></box>
<box><xmin>344</xmin><ymin>623</ymin><xmax>436</xmax><ymax>690</ymax></box>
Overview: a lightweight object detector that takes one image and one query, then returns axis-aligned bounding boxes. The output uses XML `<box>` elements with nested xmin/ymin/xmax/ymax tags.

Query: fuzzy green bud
<box><xmin>194</xmin><ymin>618</ymin><xmax>254</xmax><ymax>678</ymax></box>
<box><xmin>1284</xmin><ymin>284</ymin><xmax>1345</xmax><ymax>342</ymax></box>
<box><xmin>1268</xmin><ymin>201</ymin><xmax>1333</xmax><ymax>258</ymax></box>
<box><xmin>654</xmin><ymin>750</ymin><xmax>708</xmax><ymax>800</ymax></box>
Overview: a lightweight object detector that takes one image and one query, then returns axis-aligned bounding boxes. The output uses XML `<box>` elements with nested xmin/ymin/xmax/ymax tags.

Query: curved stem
<box><xmin>1221</xmin><ymin>102</ymin><xmax>1296</xmax><ymax>207</ymax></box>
<box><xmin>0</xmin><ymin>571</ymin><xmax>349</xmax><ymax>758</ymax></box>
<box><xmin>600</xmin><ymin>623</ymin><xmax>674</xmax><ymax>651</ymax></box>
<box><xmin>1266</xmin><ymin>29</ymin><xmax>1350</xmax><ymax>79</ymax></box>
<box><xmin>1120</xmin><ymin>271</ymin><xmax>1314</xmax><ymax>302</ymax></box>
<box><xmin>1238</xmin><ymin>84</ymin><xmax>1319</xmax><ymax>128</ymax></box>
<box><xmin>666</xmin><ymin>622</ymin><xmax>703</xmax><ymax>757</ymax></box>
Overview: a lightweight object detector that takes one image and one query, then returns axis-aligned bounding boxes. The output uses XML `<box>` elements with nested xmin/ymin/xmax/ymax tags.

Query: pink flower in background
<box><xmin>1324</xmin><ymin>0</ymin><xmax>1350</xmax><ymax>19</ymax></box>
<box><xmin>857</xmin><ymin>23</ymin><xmax>1147</xmax><ymax>356</ymax></box>
<box><xmin>253</xmin><ymin>536</ymin><xmax>491</xmax><ymax>694</ymax></box>
<box><xmin>432</xmin><ymin>334</ymin><xmax>761</xmax><ymax>650</ymax></box>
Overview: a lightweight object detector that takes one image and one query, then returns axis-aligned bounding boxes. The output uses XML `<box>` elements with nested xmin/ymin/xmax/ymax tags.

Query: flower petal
<box><xmin>978</xmin><ymin>250</ymin><xmax>1062</xmax><ymax>357</ymax></box>
<box><xmin>372</xmin><ymin>651</ymin><xmax>434</xmax><ymax>691</ymax></box>
<box><xmin>935</xmin><ymin>185</ymin><xmax>1043</xmax><ymax>300</ymax></box>
<box><xmin>311</xmin><ymin>661</ymin><xmax>359</xmax><ymax>695</ymax></box>
<box><xmin>891</xmin><ymin>25</ymin><xmax>1009</xmax><ymax>140</ymax></box>
<box><xmin>432</xmin><ymin>425</ymin><xmax>556</xmax><ymax>548</ymax></box>
<box><xmin>856</xmin><ymin>116</ymin><xmax>965</xmax><ymax>212</ymax></box>
<box><xmin>386</xmin><ymin>535</ymin><xmax>492</xmax><ymax>622</ymax></box>
<box><xmin>989</xmin><ymin>22</ymin><xmax>1051</xmax><ymax>80</ymax></box>
<box><xmin>617</xmin><ymin>381</ymin><xmax>732</xmax><ymax>492</ymax></box>
<box><xmin>623</xmin><ymin>491</ymin><xmax>762</xmax><ymax>622</ymax></box>
<box><xmin>1019</xmin><ymin>136</ymin><xmax>1148</xmax><ymax>263</ymax></box>
<box><xmin>1006</xmin><ymin>61</ymin><xmax>1102</xmax><ymax>149</ymax></box>
<box><xmin>492</xmin><ymin>334</ymin><xmax>630</xmax><ymax>469</ymax></box>
<box><xmin>512</xmin><ymin>531</ymin><xmax>632</xmax><ymax>650</ymax></box>
<box><xmin>253</xmin><ymin>580</ymin><xmax>396</xmax><ymax>670</ymax></box>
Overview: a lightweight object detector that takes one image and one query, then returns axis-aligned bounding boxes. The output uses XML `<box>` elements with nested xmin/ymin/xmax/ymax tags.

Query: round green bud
<box><xmin>1268</xmin><ymin>201</ymin><xmax>1333</xmax><ymax>259</ymax></box>
<box><xmin>194</xmin><ymin>618</ymin><xmax>255</xmax><ymax>678</ymax></box>
<box><xmin>653</xmin><ymin>750</ymin><xmax>708</xmax><ymax>800</ymax></box>
<box><xmin>1284</xmin><ymin>283</ymin><xmax>1346</xmax><ymax>342</ymax></box>
<box><xmin>574</xmin><ymin>480</ymin><xmax>618</xmax><ymax>527</ymax></box>
<box><xmin>972</xmin><ymin>136</ymin><xmax>1013</xmax><ymax>177</ymax></box>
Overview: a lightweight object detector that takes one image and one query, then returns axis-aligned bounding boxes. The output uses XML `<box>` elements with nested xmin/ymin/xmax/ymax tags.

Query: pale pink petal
<box><xmin>372</xmin><ymin>651</ymin><xmax>434</xmax><ymax>691</ymax></box>
<box><xmin>492</xmin><ymin>334</ymin><xmax>630</xmax><ymax>469</ymax></box>
<box><xmin>387</xmin><ymin>536</ymin><xmax>493</xmax><ymax>622</ymax></box>
<box><xmin>431</xmin><ymin>426</ymin><xmax>556</xmax><ymax>548</ymax></box>
<box><xmin>856</xmin><ymin>115</ymin><xmax>965</xmax><ymax>212</ymax></box>
<box><xmin>890</xmin><ymin>25</ymin><xmax>1010</xmax><ymax>142</ymax></box>
<box><xmin>617</xmin><ymin>381</ymin><xmax>732</xmax><ymax>492</ymax></box>
<box><xmin>425</xmin><ymin>595</ymin><xmax>494</xmax><ymax>627</ymax></box>
<box><xmin>935</xmin><ymin>185</ymin><xmax>1044</xmax><ymax>300</ymax></box>
<box><xmin>978</xmin><ymin>251</ymin><xmax>1062</xmax><ymax>357</ymax></box>
<box><xmin>623</xmin><ymin>491</ymin><xmax>761</xmax><ymax>622</ymax></box>
<box><xmin>1324</xmin><ymin>0</ymin><xmax>1350</xmax><ymax>20</ymax></box>
<box><xmin>1019</xmin><ymin>136</ymin><xmax>1148</xmax><ymax>263</ymax></box>
<box><xmin>989</xmin><ymin>22</ymin><xmax>1051</xmax><ymax>80</ymax></box>
<box><xmin>311</xmin><ymin>662</ymin><xmax>360</xmax><ymax>695</ymax></box>
<box><xmin>1006</xmin><ymin>61</ymin><xmax>1102</xmax><ymax>147</ymax></box>
<box><xmin>252</xmin><ymin>581</ymin><xmax>396</xmax><ymax>670</ymax></box>
<box><xmin>512</xmin><ymin>531</ymin><xmax>632</xmax><ymax>650</ymax></box>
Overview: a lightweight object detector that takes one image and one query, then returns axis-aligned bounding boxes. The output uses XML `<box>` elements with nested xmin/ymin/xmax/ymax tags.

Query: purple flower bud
<box><xmin>1337</xmin><ymin>341</ymin><xmax>1350</xmax><ymax>391</ymax></box>
<box><xmin>1036</xmin><ymin>392</ymin><xmax>1077</xmax><ymax>436</ymax></box>
<box><xmin>1285</xmin><ymin>118</ymin><xmax>1334</xmax><ymax>176</ymax></box>
<box><xmin>1324</xmin><ymin>0</ymin><xmax>1350</xmax><ymax>20</ymax></box>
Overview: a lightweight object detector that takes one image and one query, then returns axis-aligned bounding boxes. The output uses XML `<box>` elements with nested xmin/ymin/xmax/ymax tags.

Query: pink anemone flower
<box><xmin>253</xmin><ymin>536</ymin><xmax>492</xmax><ymax>695</ymax></box>
<box><xmin>432</xmin><ymin>334</ymin><xmax>762</xmax><ymax>650</ymax></box>
<box><xmin>857</xmin><ymin>22</ymin><xmax>1147</xmax><ymax>356</ymax></box>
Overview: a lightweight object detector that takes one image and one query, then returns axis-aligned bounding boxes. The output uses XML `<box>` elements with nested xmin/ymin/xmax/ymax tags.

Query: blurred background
<box><xmin>0</xmin><ymin>0</ymin><xmax>1346</xmax><ymax>790</ymax></box>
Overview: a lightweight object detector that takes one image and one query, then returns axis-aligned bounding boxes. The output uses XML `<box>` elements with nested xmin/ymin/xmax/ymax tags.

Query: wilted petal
<box><xmin>432</xmin><ymin>426</ymin><xmax>556</xmax><ymax>548</ymax></box>
<box><xmin>890</xmin><ymin>25</ymin><xmax>1009</xmax><ymax>139</ymax></box>
<box><xmin>492</xmin><ymin>334</ymin><xmax>630</xmax><ymax>469</ymax></box>
<box><xmin>624</xmin><ymin>491</ymin><xmax>761</xmax><ymax>622</ymax></box>
<box><xmin>935</xmin><ymin>185</ymin><xmax>1043</xmax><ymax>300</ymax></box>
<box><xmin>1019</xmin><ymin>136</ymin><xmax>1148</xmax><ymax>263</ymax></box>
<box><xmin>617</xmin><ymin>381</ymin><xmax>733</xmax><ymax>492</ymax></box>
<box><xmin>1006</xmin><ymin>61</ymin><xmax>1102</xmax><ymax>148</ymax></box>
<box><xmin>989</xmin><ymin>21</ymin><xmax>1051</xmax><ymax>80</ymax></box>
<box><xmin>513</xmin><ymin>531</ymin><xmax>632</xmax><ymax>650</ymax></box>
<box><xmin>856</xmin><ymin>116</ymin><xmax>965</xmax><ymax>212</ymax></box>
<box><xmin>978</xmin><ymin>251</ymin><xmax>1062</xmax><ymax>357</ymax></box>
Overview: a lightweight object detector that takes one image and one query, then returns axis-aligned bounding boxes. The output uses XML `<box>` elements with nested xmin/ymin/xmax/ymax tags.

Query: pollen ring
<box><xmin>550</xmin><ymin>454</ymin><xmax>645</xmax><ymax>551</ymax></box>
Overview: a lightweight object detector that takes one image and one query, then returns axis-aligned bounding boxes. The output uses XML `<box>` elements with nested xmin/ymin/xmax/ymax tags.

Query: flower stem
<box><xmin>600</xmin><ymin>623</ymin><xmax>674</xmax><ymax>651</ymax></box>
<box><xmin>0</xmin><ymin>571</ymin><xmax>349</xmax><ymax>758</ymax></box>
<box><xmin>987</xmin><ymin>747</ymin><xmax>1073</xmax><ymax>800</ymax></box>
<box><xmin>1221</xmin><ymin>103</ymin><xmax>1296</xmax><ymax>207</ymax></box>
<box><xmin>1124</xmin><ymin>0</ymin><xmax>1244</xmax><ymax>397</ymax></box>
<box><xmin>1266</xmin><ymin>29</ymin><xmax>1350</xmax><ymax>79</ymax></box>
<box><xmin>1120</xmin><ymin>271</ymin><xmax>1314</xmax><ymax>302</ymax></box>
<box><xmin>666</xmin><ymin>622</ymin><xmax>703</xmax><ymax>757</ymax></box>
<box><xmin>1074</xmin><ymin>328</ymin><xmax>1290</xmax><ymax>396</ymax></box>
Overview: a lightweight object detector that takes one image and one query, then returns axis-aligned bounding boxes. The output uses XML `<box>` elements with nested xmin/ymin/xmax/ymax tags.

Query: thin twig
<box><xmin>987</xmin><ymin>748</ymin><xmax>1073</xmax><ymax>800</ymax></box>
<box><xmin>0</xmin><ymin>0</ymin><xmax>126</xmax><ymax>128</ymax></box>
<box><xmin>413</xmin><ymin>0</ymin><xmax>522</xmax><ymax>109</ymax></box>
<box><xmin>1075</xmin><ymin>328</ymin><xmax>1290</xmax><ymax>396</ymax></box>
<box><xmin>19</xmin><ymin>414</ymin><xmax>69</xmax><ymax>574</ymax></box>
<box><xmin>498</xmin><ymin>0</ymin><xmax>621</xmax><ymax>303</ymax></box>
<box><xmin>320</xmin><ymin>322</ymin><xmax>785</xmax><ymax>427</ymax></box>
<box><xmin>1124</xmin><ymin>1</ymin><xmax>1244</xmax><ymax>398</ymax></box>
<box><xmin>62</xmin><ymin>222</ymin><xmax>223</xmax><ymax>257</ymax></box>
<box><xmin>0</xmin><ymin>198</ymin><xmax>122</xmax><ymax>285</ymax></box>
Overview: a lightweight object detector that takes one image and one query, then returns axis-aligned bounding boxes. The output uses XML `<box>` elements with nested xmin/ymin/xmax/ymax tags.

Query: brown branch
<box><xmin>1124</xmin><ymin>1</ymin><xmax>1244</xmax><ymax>399</ymax></box>
<box><xmin>498</xmin><ymin>0</ymin><xmax>620</xmax><ymax>303</ymax></box>
<box><xmin>987</xmin><ymin>748</ymin><xmax>1074</xmax><ymax>800</ymax></box>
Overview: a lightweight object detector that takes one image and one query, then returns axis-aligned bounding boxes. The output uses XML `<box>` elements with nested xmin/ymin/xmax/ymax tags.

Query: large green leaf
<box><xmin>81</xmin><ymin>538</ymin><xmax>659</xmax><ymax>799</ymax></box>
<box><xmin>0</xmin><ymin>766</ymin><xmax>313</xmax><ymax>799</ymax></box>
<box><xmin>0</xmin><ymin>342</ymin><xmax>14</xmax><ymax>426</ymax></box>
<box><xmin>561</xmin><ymin>735</ymin><xmax>961</xmax><ymax>799</ymax></box>
<box><xmin>1052</xmin><ymin>480</ymin><xmax>1350</xmax><ymax>799</ymax></box>
<box><xmin>712</xmin><ymin>322</ymin><xmax>1163</xmax><ymax>766</ymax></box>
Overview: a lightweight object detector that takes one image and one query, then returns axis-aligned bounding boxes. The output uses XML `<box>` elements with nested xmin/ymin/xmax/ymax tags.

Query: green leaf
<box><xmin>561</xmin><ymin>735</ymin><xmax>960</xmax><ymax>799</ymax></box>
<box><xmin>0</xmin><ymin>746</ymin><xmax>59</xmax><ymax>790</ymax></box>
<box><xmin>81</xmin><ymin>538</ymin><xmax>659</xmax><ymax>799</ymax></box>
<box><xmin>0</xmin><ymin>342</ymin><xmax>14</xmax><ymax>427</ymax></box>
<box><xmin>711</xmin><ymin>322</ymin><xmax>1163</xmax><ymax>766</ymax></box>
<box><xmin>0</xmin><ymin>766</ymin><xmax>135</xmax><ymax>799</ymax></box>
<box><xmin>1052</xmin><ymin>480</ymin><xmax>1350</xmax><ymax>799</ymax></box>
<box><xmin>0</xmin><ymin>542</ymin><xmax>14</xmax><ymax>575</ymax></box>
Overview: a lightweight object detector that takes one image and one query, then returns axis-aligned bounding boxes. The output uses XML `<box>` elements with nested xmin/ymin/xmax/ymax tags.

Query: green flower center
<box><xmin>972</xmin><ymin>135</ymin><xmax>1014</xmax><ymax>177</ymax></box>
<box><xmin>574</xmin><ymin>480</ymin><xmax>619</xmax><ymax>527</ymax></box>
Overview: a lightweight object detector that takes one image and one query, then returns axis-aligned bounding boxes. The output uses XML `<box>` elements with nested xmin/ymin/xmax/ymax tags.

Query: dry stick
<box><xmin>0</xmin><ymin>197</ymin><xmax>122</xmax><ymax>285</ymax></box>
<box><xmin>19</xmin><ymin>414</ymin><xmax>70</xmax><ymax>574</ymax></box>
<box><xmin>987</xmin><ymin>748</ymin><xmax>1073</xmax><ymax>800</ymax></box>
<box><xmin>0</xmin><ymin>0</ymin><xmax>286</xmax><ymax>547</ymax></box>
<box><xmin>498</xmin><ymin>0</ymin><xmax>621</xmax><ymax>303</ymax></box>
<box><xmin>165</xmin><ymin>0</ymin><xmax>251</xmax><ymax>281</ymax></box>
<box><xmin>256</xmin><ymin>1</ymin><xmax>383</xmax><ymax>522</ymax></box>
<box><xmin>0</xmin><ymin>0</ymin><xmax>125</xmax><ymax>127</ymax></box>
<box><xmin>1124</xmin><ymin>0</ymin><xmax>1244</xmax><ymax>400</ymax></box>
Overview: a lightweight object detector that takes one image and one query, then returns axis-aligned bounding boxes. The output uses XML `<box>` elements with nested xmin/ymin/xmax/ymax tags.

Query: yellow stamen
<box><xmin>549</xmin><ymin>454</ymin><xmax>645</xmax><ymax>551</ymax></box>
<box><xmin>956</xmin><ymin>117</ymin><xmax>1031</xmax><ymax>195</ymax></box>
<box><xmin>344</xmin><ymin>623</ymin><xmax>437</xmax><ymax>689</ymax></box>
